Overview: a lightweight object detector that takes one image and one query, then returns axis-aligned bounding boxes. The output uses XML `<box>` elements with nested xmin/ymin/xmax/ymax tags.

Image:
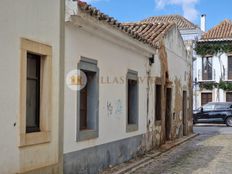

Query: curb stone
<box><xmin>102</xmin><ymin>133</ymin><xmax>199</xmax><ymax>174</ymax></box>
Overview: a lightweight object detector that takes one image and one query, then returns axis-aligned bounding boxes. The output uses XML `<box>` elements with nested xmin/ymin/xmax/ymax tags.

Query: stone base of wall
<box><xmin>64</xmin><ymin>135</ymin><xmax>144</xmax><ymax>174</ymax></box>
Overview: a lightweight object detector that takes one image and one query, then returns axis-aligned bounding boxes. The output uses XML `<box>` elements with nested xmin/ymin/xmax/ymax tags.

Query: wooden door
<box><xmin>226</xmin><ymin>92</ymin><xmax>232</xmax><ymax>102</ymax></box>
<box><xmin>165</xmin><ymin>88</ymin><xmax>172</xmax><ymax>140</ymax></box>
<box><xmin>201</xmin><ymin>93</ymin><xmax>212</xmax><ymax>106</ymax></box>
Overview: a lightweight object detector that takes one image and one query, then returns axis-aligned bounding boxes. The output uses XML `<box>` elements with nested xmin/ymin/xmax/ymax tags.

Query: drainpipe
<box><xmin>146</xmin><ymin>54</ymin><xmax>155</xmax><ymax>128</ymax></box>
<box><xmin>59</xmin><ymin>0</ymin><xmax>66</xmax><ymax>173</ymax></box>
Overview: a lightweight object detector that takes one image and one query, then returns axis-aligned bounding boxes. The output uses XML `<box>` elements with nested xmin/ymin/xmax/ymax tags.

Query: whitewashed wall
<box><xmin>0</xmin><ymin>0</ymin><xmax>62</xmax><ymax>173</ymax></box>
<box><xmin>64</xmin><ymin>15</ymin><xmax>191</xmax><ymax>154</ymax></box>
<box><xmin>64</xmin><ymin>18</ymin><xmax>156</xmax><ymax>153</ymax></box>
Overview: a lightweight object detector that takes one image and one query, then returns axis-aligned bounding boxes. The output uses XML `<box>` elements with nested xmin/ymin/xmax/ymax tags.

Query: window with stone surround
<box><xmin>126</xmin><ymin>70</ymin><xmax>139</xmax><ymax>132</ymax></box>
<box><xmin>77</xmin><ymin>57</ymin><xmax>99</xmax><ymax>141</ymax></box>
<box><xmin>19</xmin><ymin>38</ymin><xmax>52</xmax><ymax>147</ymax></box>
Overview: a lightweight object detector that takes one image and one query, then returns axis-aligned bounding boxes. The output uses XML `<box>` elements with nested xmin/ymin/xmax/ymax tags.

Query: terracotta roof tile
<box><xmin>122</xmin><ymin>22</ymin><xmax>175</xmax><ymax>46</ymax></box>
<box><xmin>142</xmin><ymin>15</ymin><xmax>198</xmax><ymax>30</ymax></box>
<box><xmin>201</xmin><ymin>19</ymin><xmax>232</xmax><ymax>41</ymax></box>
<box><xmin>77</xmin><ymin>1</ymin><xmax>175</xmax><ymax>48</ymax></box>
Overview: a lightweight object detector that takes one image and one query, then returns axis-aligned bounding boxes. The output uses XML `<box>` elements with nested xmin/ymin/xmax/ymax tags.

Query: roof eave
<box><xmin>198</xmin><ymin>38</ymin><xmax>232</xmax><ymax>42</ymax></box>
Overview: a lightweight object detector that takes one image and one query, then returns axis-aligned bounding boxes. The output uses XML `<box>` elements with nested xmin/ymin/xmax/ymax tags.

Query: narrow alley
<box><xmin>131</xmin><ymin>125</ymin><xmax>232</xmax><ymax>174</ymax></box>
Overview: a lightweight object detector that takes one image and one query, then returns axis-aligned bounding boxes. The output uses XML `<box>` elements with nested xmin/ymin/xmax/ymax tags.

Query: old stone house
<box><xmin>63</xmin><ymin>1</ymin><xmax>193</xmax><ymax>173</ymax></box>
<box><xmin>194</xmin><ymin>19</ymin><xmax>232</xmax><ymax>108</ymax></box>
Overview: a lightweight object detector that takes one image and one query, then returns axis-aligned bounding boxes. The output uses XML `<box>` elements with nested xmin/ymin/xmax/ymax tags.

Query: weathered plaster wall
<box><xmin>162</xmin><ymin>26</ymin><xmax>192</xmax><ymax>141</ymax></box>
<box><xmin>144</xmin><ymin>26</ymin><xmax>192</xmax><ymax>147</ymax></box>
<box><xmin>0</xmin><ymin>0</ymin><xmax>63</xmax><ymax>173</ymax></box>
<box><xmin>144</xmin><ymin>52</ymin><xmax>161</xmax><ymax>149</ymax></box>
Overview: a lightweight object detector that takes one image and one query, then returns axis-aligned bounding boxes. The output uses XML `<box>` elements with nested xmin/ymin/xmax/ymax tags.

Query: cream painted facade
<box><xmin>0</xmin><ymin>0</ymin><xmax>64</xmax><ymax>173</ymax></box>
<box><xmin>63</xmin><ymin>4</ymin><xmax>193</xmax><ymax>173</ymax></box>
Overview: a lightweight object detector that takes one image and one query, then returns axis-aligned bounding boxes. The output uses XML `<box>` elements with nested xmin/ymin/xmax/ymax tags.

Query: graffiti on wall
<box><xmin>107</xmin><ymin>101</ymin><xmax>113</xmax><ymax>116</ymax></box>
<box><xmin>107</xmin><ymin>99</ymin><xmax>123</xmax><ymax>118</ymax></box>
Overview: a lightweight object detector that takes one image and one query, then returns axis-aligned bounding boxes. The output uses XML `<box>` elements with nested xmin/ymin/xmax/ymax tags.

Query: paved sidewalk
<box><xmin>101</xmin><ymin>133</ymin><xmax>198</xmax><ymax>174</ymax></box>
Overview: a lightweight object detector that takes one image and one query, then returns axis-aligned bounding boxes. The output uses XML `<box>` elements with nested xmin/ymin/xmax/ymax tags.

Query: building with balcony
<box><xmin>194</xmin><ymin>19</ymin><xmax>232</xmax><ymax>108</ymax></box>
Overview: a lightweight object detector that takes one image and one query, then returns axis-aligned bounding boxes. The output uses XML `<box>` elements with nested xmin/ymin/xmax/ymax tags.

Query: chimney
<box><xmin>201</xmin><ymin>14</ymin><xmax>206</xmax><ymax>32</ymax></box>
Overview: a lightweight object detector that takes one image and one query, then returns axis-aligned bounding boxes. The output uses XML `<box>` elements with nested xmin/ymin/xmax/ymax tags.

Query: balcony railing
<box><xmin>198</xmin><ymin>69</ymin><xmax>216</xmax><ymax>82</ymax></box>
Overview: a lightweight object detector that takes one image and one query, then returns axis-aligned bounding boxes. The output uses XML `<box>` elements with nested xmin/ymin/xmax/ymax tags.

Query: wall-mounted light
<box><xmin>149</xmin><ymin>54</ymin><xmax>154</xmax><ymax>65</ymax></box>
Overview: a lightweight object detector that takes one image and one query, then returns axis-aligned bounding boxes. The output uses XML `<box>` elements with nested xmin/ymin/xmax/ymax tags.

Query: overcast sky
<box><xmin>82</xmin><ymin>0</ymin><xmax>232</xmax><ymax>31</ymax></box>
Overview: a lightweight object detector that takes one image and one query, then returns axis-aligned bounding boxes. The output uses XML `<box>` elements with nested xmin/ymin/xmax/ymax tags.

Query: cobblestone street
<box><xmin>132</xmin><ymin>125</ymin><xmax>232</xmax><ymax>174</ymax></box>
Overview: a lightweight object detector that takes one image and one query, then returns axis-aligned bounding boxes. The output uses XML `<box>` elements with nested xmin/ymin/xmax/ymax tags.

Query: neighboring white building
<box><xmin>64</xmin><ymin>1</ymin><xmax>193</xmax><ymax>173</ymax></box>
<box><xmin>0</xmin><ymin>0</ymin><xmax>64</xmax><ymax>173</ymax></box>
<box><xmin>194</xmin><ymin>19</ymin><xmax>232</xmax><ymax>109</ymax></box>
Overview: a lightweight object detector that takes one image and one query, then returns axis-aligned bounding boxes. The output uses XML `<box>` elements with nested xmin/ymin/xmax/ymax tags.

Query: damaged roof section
<box><xmin>77</xmin><ymin>1</ymin><xmax>177</xmax><ymax>48</ymax></box>
<box><xmin>122</xmin><ymin>22</ymin><xmax>175</xmax><ymax>47</ymax></box>
<box><xmin>142</xmin><ymin>15</ymin><xmax>199</xmax><ymax>30</ymax></box>
<box><xmin>200</xmin><ymin>19</ymin><xmax>232</xmax><ymax>41</ymax></box>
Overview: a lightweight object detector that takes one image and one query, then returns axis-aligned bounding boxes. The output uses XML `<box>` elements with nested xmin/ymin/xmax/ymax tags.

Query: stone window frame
<box><xmin>126</xmin><ymin>69</ymin><xmax>139</xmax><ymax>133</ymax></box>
<box><xmin>19</xmin><ymin>38</ymin><xmax>52</xmax><ymax>147</ymax></box>
<box><xmin>76</xmin><ymin>57</ymin><xmax>99</xmax><ymax>141</ymax></box>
